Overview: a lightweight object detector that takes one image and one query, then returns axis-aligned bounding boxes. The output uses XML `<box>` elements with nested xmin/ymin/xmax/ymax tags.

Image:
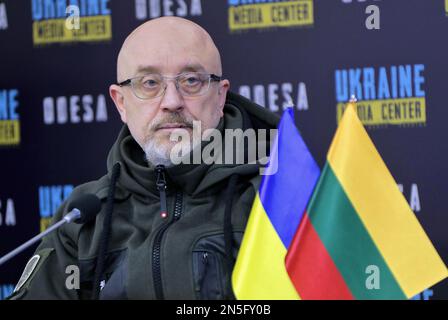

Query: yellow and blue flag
<box><xmin>232</xmin><ymin>108</ymin><xmax>320</xmax><ymax>299</ymax></box>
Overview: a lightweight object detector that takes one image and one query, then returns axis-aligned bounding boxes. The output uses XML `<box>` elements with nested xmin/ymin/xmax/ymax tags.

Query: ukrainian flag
<box><xmin>232</xmin><ymin>108</ymin><xmax>320</xmax><ymax>299</ymax></box>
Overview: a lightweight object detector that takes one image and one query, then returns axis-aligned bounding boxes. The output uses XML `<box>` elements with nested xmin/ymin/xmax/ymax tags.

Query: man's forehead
<box><xmin>134</xmin><ymin>63</ymin><xmax>207</xmax><ymax>75</ymax></box>
<box><xmin>120</xmin><ymin>46</ymin><xmax>219</xmax><ymax>79</ymax></box>
<box><xmin>117</xmin><ymin>18</ymin><xmax>222</xmax><ymax>81</ymax></box>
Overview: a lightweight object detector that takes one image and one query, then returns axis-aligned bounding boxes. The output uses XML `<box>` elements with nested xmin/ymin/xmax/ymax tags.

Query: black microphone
<box><xmin>68</xmin><ymin>194</ymin><xmax>102</xmax><ymax>224</ymax></box>
<box><xmin>0</xmin><ymin>194</ymin><xmax>101</xmax><ymax>266</ymax></box>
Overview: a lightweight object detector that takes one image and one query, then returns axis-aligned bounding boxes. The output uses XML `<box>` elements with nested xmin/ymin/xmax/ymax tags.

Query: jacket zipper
<box><xmin>155</xmin><ymin>165</ymin><xmax>168</xmax><ymax>218</ymax></box>
<box><xmin>153</xmin><ymin>165</ymin><xmax>183</xmax><ymax>300</ymax></box>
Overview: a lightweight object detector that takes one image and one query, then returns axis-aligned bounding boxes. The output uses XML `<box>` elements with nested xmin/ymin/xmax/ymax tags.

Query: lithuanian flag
<box><xmin>285</xmin><ymin>102</ymin><xmax>448</xmax><ymax>299</ymax></box>
<box><xmin>232</xmin><ymin>108</ymin><xmax>320</xmax><ymax>299</ymax></box>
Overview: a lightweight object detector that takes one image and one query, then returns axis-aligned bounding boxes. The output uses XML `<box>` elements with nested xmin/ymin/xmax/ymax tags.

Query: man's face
<box><xmin>110</xmin><ymin>20</ymin><xmax>229</xmax><ymax>166</ymax></box>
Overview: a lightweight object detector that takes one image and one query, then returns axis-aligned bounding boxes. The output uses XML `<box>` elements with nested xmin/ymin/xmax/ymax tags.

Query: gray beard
<box><xmin>143</xmin><ymin>136</ymin><xmax>199</xmax><ymax>168</ymax></box>
<box><xmin>143</xmin><ymin>138</ymin><xmax>177</xmax><ymax>168</ymax></box>
<box><xmin>143</xmin><ymin>120</ymin><xmax>206</xmax><ymax>168</ymax></box>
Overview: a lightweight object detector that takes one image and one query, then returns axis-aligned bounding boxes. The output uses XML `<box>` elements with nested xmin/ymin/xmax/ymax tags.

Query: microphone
<box><xmin>0</xmin><ymin>194</ymin><xmax>101</xmax><ymax>266</ymax></box>
<box><xmin>68</xmin><ymin>194</ymin><xmax>102</xmax><ymax>224</ymax></box>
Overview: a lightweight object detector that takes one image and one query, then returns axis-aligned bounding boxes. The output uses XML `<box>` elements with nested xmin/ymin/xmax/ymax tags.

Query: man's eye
<box><xmin>143</xmin><ymin>79</ymin><xmax>159</xmax><ymax>88</ymax></box>
<box><xmin>184</xmin><ymin>77</ymin><xmax>201</xmax><ymax>85</ymax></box>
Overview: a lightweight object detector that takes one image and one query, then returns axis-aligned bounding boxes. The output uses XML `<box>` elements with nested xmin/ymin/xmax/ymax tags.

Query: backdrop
<box><xmin>0</xmin><ymin>0</ymin><xmax>446</xmax><ymax>300</ymax></box>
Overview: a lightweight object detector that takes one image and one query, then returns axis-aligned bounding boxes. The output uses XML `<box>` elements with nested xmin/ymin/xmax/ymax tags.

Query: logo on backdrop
<box><xmin>134</xmin><ymin>0</ymin><xmax>203</xmax><ymax>20</ymax></box>
<box><xmin>412</xmin><ymin>289</ymin><xmax>434</xmax><ymax>300</ymax></box>
<box><xmin>0</xmin><ymin>198</ymin><xmax>16</xmax><ymax>227</ymax></box>
<box><xmin>39</xmin><ymin>185</ymin><xmax>73</xmax><ymax>232</ymax></box>
<box><xmin>238</xmin><ymin>81</ymin><xmax>309</xmax><ymax>112</ymax></box>
<box><xmin>0</xmin><ymin>89</ymin><xmax>20</xmax><ymax>146</ymax></box>
<box><xmin>0</xmin><ymin>285</ymin><xmax>14</xmax><ymax>300</ymax></box>
<box><xmin>335</xmin><ymin>64</ymin><xmax>426</xmax><ymax>126</ymax></box>
<box><xmin>42</xmin><ymin>93</ymin><xmax>108</xmax><ymax>125</ymax></box>
<box><xmin>228</xmin><ymin>0</ymin><xmax>314</xmax><ymax>31</ymax></box>
<box><xmin>31</xmin><ymin>0</ymin><xmax>112</xmax><ymax>45</ymax></box>
<box><xmin>0</xmin><ymin>2</ymin><xmax>8</xmax><ymax>30</ymax></box>
<box><xmin>397</xmin><ymin>183</ymin><xmax>421</xmax><ymax>214</ymax></box>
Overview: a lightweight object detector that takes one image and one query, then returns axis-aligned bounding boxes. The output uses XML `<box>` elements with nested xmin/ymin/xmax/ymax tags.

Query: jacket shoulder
<box><xmin>226</xmin><ymin>91</ymin><xmax>280</xmax><ymax>129</ymax></box>
<box><xmin>67</xmin><ymin>174</ymin><xmax>130</xmax><ymax>204</ymax></box>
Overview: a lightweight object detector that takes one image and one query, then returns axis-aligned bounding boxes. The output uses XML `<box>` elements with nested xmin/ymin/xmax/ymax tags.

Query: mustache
<box><xmin>150</xmin><ymin>113</ymin><xmax>194</xmax><ymax>131</ymax></box>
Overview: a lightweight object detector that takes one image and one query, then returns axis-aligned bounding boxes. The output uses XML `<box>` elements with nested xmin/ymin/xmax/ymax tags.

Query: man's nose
<box><xmin>160</xmin><ymin>81</ymin><xmax>184</xmax><ymax>112</ymax></box>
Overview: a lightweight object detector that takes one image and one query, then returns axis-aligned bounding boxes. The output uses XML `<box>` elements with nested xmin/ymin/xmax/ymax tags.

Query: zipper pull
<box><xmin>155</xmin><ymin>165</ymin><xmax>168</xmax><ymax>219</ymax></box>
<box><xmin>202</xmin><ymin>252</ymin><xmax>209</xmax><ymax>265</ymax></box>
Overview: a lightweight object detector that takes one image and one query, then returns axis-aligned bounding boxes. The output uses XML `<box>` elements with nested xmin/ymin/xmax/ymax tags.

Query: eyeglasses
<box><xmin>117</xmin><ymin>72</ymin><xmax>222</xmax><ymax>100</ymax></box>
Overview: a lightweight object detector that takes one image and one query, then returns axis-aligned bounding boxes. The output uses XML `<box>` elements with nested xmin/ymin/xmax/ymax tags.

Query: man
<box><xmin>9</xmin><ymin>17</ymin><xmax>279</xmax><ymax>300</ymax></box>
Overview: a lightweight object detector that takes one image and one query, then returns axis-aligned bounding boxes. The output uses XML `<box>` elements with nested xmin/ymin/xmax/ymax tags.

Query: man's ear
<box><xmin>217</xmin><ymin>79</ymin><xmax>230</xmax><ymax>117</ymax></box>
<box><xmin>109</xmin><ymin>84</ymin><xmax>127</xmax><ymax>123</ymax></box>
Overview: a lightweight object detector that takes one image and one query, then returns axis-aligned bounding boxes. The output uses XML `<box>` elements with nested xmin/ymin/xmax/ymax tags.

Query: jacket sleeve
<box><xmin>7</xmin><ymin>199</ymin><xmax>81</xmax><ymax>300</ymax></box>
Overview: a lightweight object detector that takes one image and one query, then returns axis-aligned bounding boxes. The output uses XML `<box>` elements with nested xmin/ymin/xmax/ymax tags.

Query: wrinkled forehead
<box><xmin>117</xmin><ymin>26</ymin><xmax>221</xmax><ymax>81</ymax></box>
